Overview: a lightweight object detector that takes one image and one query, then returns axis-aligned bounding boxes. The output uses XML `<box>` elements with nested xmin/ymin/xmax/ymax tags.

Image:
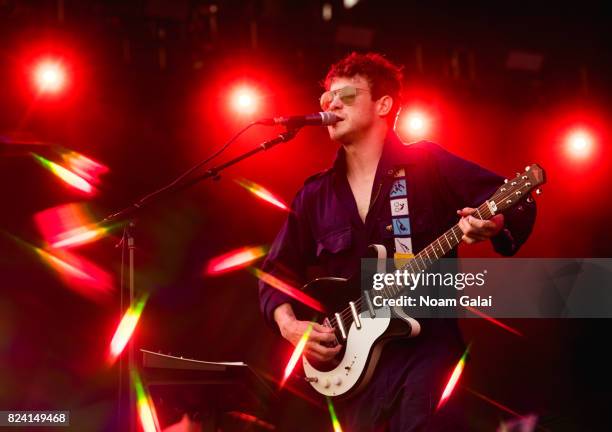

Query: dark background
<box><xmin>0</xmin><ymin>1</ymin><xmax>611</xmax><ymax>430</ymax></box>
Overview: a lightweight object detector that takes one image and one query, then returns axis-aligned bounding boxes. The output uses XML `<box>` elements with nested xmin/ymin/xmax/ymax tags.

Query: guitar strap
<box><xmin>389</xmin><ymin>166</ymin><xmax>414</xmax><ymax>268</ymax></box>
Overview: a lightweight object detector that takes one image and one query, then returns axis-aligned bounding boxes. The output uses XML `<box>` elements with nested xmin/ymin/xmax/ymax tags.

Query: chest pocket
<box><xmin>315</xmin><ymin>227</ymin><xmax>352</xmax><ymax>258</ymax></box>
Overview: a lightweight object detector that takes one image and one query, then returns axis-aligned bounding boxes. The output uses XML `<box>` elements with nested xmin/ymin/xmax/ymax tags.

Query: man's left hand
<box><xmin>457</xmin><ymin>207</ymin><xmax>504</xmax><ymax>244</ymax></box>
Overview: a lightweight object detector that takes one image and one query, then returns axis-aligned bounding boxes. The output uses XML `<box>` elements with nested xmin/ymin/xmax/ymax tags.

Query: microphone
<box><xmin>258</xmin><ymin>112</ymin><xmax>341</xmax><ymax>127</ymax></box>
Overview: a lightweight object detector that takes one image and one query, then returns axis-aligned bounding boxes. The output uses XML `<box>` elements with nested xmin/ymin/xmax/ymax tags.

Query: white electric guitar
<box><xmin>299</xmin><ymin>164</ymin><xmax>546</xmax><ymax>398</ymax></box>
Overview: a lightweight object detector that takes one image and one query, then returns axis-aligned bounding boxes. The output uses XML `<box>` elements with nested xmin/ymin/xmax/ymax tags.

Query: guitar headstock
<box><xmin>489</xmin><ymin>164</ymin><xmax>546</xmax><ymax>214</ymax></box>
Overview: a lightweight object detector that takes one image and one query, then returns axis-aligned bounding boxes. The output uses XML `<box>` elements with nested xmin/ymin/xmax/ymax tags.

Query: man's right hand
<box><xmin>274</xmin><ymin>303</ymin><xmax>341</xmax><ymax>363</ymax></box>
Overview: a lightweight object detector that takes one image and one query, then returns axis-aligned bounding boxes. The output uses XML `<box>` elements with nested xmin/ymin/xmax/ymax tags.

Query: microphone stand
<box><xmin>103</xmin><ymin>127</ymin><xmax>301</xmax><ymax>432</ymax></box>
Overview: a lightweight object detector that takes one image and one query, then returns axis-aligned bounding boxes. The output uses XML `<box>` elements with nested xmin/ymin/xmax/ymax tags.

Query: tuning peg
<box><xmin>504</xmin><ymin>179</ymin><xmax>508</xmax><ymax>183</ymax></box>
<box><xmin>526</xmin><ymin>196</ymin><xmax>534</xmax><ymax>203</ymax></box>
<box><xmin>525</xmin><ymin>165</ymin><xmax>531</xmax><ymax>171</ymax></box>
<box><xmin>536</xmin><ymin>188</ymin><xmax>542</xmax><ymax>195</ymax></box>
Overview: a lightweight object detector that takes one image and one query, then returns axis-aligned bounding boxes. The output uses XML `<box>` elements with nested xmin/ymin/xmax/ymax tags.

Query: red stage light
<box><xmin>565</xmin><ymin>129</ymin><xmax>594</xmax><ymax>160</ymax></box>
<box><xmin>33</xmin><ymin>59</ymin><xmax>67</xmax><ymax>94</ymax></box>
<box><xmin>399</xmin><ymin>109</ymin><xmax>430</xmax><ymax>138</ymax></box>
<box><xmin>231</xmin><ymin>86</ymin><xmax>259</xmax><ymax>115</ymax></box>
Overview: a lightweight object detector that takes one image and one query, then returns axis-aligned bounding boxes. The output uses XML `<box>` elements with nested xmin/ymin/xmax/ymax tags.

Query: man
<box><xmin>259</xmin><ymin>52</ymin><xmax>536</xmax><ymax>431</ymax></box>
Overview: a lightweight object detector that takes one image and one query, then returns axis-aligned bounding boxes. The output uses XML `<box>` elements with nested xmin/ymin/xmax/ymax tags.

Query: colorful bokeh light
<box><xmin>250</xmin><ymin>268</ymin><xmax>325</xmax><ymax>312</ymax></box>
<box><xmin>51</xmin><ymin>225</ymin><xmax>111</xmax><ymax>249</ymax></box>
<box><xmin>108</xmin><ymin>295</ymin><xmax>148</xmax><ymax>363</ymax></box>
<box><xmin>34</xmin><ymin>203</ymin><xmax>114</xmax><ymax>249</ymax></box>
<box><xmin>32</xmin><ymin>153</ymin><xmax>94</xmax><ymax>195</ymax></box>
<box><xmin>206</xmin><ymin>245</ymin><xmax>268</xmax><ymax>276</ymax></box>
<box><xmin>437</xmin><ymin>344</ymin><xmax>470</xmax><ymax>410</ymax></box>
<box><xmin>60</xmin><ymin>149</ymin><xmax>109</xmax><ymax>185</ymax></box>
<box><xmin>280</xmin><ymin>322</ymin><xmax>312</xmax><ymax>388</ymax></box>
<box><xmin>131</xmin><ymin>368</ymin><xmax>160</xmax><ymax>432</ymax></box>
<box><xmin>7</xmin><ymin>232</ymin><xmax>113</xmax><ymax>302</ymax></box>
<box><xmin>326</xmin><ymin>396</ymin><xmax>344</xmax><ymax>432</ymax></box>
<box><xmin>235</xmin><ymin>178</ymin><xmax>289</xmax><ymax>212</ymax></box>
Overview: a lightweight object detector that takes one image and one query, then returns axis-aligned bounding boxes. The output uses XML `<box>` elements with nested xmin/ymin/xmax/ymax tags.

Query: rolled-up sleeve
<box><xmin>258</xmin><ymin>187</ymin><xmax>316</xmax><ymax>330</ymax></box>
<box><xmin>426</xmin><ymin>141</ymin><xmax>536</xmax><ymax>256</ymax></box>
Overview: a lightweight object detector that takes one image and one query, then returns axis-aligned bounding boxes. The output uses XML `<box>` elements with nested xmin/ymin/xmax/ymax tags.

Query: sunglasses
<box><xmin>320</xmin><ymin>86</ymin><xmax>370</xmax><ymax>111</ymax></box>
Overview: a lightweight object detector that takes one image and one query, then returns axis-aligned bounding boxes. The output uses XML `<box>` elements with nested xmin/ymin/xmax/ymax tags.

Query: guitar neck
<box><xmin>377</xmin><ymin>201</ymin><xmax>494</xmax><ymax>299</ymax></box>
<box><xmin>418</xmin><ymin>201</ymin><xmax>494</xmax><ymax>264</ymax></box>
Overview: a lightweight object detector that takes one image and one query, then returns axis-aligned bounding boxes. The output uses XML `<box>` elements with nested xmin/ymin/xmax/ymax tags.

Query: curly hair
<box><xmin>324</xmin><ymin>52</ymin><xmax>403</xmax><ymax>121</ymax></box>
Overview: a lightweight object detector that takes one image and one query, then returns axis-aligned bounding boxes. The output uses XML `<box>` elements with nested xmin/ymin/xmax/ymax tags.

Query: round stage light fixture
<box><xmin>400</xmin><ymin>109</ymin><xmax>430</xmax><ymax>138</ymax></box>
<box><xmin>231</xmin><ymin>86</ymin><xmax>259</xmax><ymax>115</ymax></box>
<box><xmin>565</xmin><ymin>129</ymin><xmax>594</xmax><ymax>160</ymax></box>
<box><xmin>33</xmin><ymin>59</ymin><xmax>67</xmax><ymax>94</ymax></box>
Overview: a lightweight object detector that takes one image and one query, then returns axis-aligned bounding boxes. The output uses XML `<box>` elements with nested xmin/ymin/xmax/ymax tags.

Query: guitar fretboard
<box><xmin>327</xmin><ymin>200</ymin><xmax>495</xmax><ymax>333</ymax></box>
<box><xmin>379</xmin><ymin>202</ymin><xmax>493</xmax><ymax>300</ymax></box>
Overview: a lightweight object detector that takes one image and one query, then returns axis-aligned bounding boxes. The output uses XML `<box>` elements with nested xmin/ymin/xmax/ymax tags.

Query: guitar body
<box><xmin>299</xmin><ymin>251</ymin><xmax>421</xmax><ymax>398</ymax></box>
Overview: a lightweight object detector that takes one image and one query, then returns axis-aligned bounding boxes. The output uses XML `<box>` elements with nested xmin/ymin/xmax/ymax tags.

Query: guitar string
<box><xmin>331</xmin><ymin>219</ymin><xmax>473</xmax><ymax>327</ymax></box>
<box><xmin>330</xmin><ymin>181</ymin><xmax>522</xmax><ymax>328</ymax></box>
<box><xmin>327</xmin><ymin>178</ymin><xmax>533</xmax><ymax>333</ymax></box>
<box><xmin>330</xmin><ymin>180</ymin><xmax>530</xmax><ymax>330</ymax></box>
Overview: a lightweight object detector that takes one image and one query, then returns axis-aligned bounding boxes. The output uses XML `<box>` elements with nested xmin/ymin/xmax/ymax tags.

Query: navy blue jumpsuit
<box><xmin>259</xmin><ymin>132</ymin><xmax>536</xmax><ymax>431</ymax></box>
